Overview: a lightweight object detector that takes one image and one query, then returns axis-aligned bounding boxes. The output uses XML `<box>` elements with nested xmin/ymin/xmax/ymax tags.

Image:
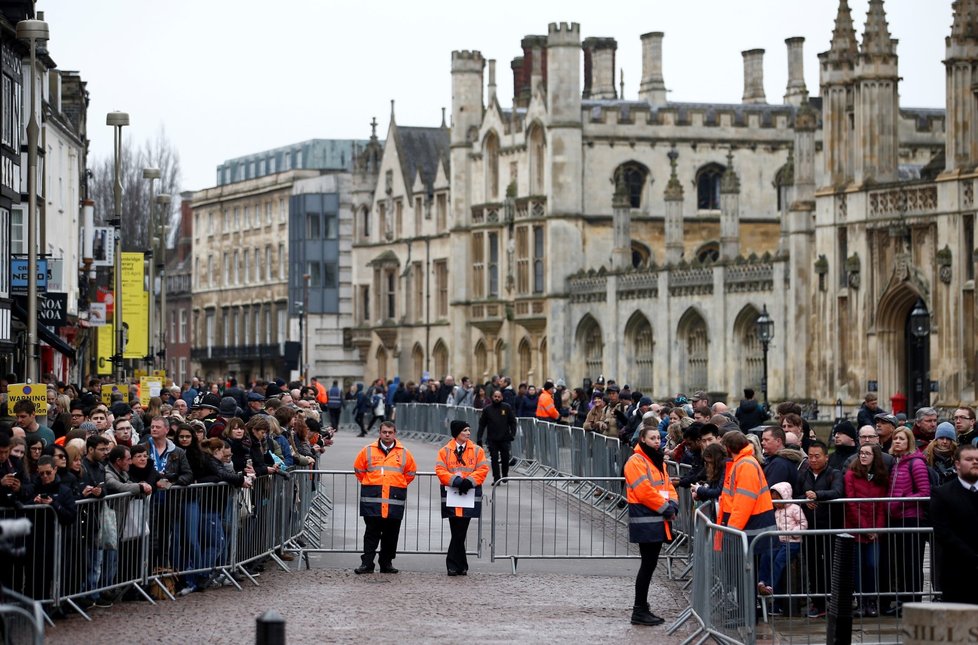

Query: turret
<box><xmin>783</xmin><ymin>38</ymin><xmax>808</xmax><ymax>106</ymax></box>
<box><xmin>945</xmin><ymin>0</ymin><xmax>978</xmax><ymax>171</ymax></box>
<box><xmin>450</xmin><ymin>50</ymin><xmax>485</xmax><ymax>147</ymax></box>
<box><xmin>819</xmin><ymin>0</ymin><xmax>859</xmax><ymax>187</ymax></box>
<box><xmin>719</xmin><ymin>150</ymin><xmax>740</xmax><ymax>260</ymax></box>
<box><xmin>546</xmin><ymin>22</ymin><xmax>583</xmax><ymax>216</ymax></box>
<box><xmin>852</xmin><ymin>0</ymin><xmax>899</xmax><ymax>185</ymax></box>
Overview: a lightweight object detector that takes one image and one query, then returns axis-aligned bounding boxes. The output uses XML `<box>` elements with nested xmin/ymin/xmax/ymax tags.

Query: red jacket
<box><xmin>843</xmin><ymin>470</ymin><xmax>887</xmax><ymax>543</ymax></box>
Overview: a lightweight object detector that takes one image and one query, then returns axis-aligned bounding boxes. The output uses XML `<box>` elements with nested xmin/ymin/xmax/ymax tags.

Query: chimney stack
<box><xmin>488</xmin><ymin>59</ymin><xmax>497</xmax><ymax>104</ymax></box>
<box><xmin>783</xmin><ymin>37</ymin><xmax>807</xmax><ymax>106</ymax></box>
<box><xmin>639</xmin><ymin>32</ymin><xmax>667</xmax><ymax>105</ymax></box>
<box><xmin>742</xmin><ymin>48</ymin><xmax>767</xmax><ymax>104</ymax></box>
<box><xmin>582</xmin><ymin>37</ymin><xmax>617</xmax><ymax>99</ymax></box>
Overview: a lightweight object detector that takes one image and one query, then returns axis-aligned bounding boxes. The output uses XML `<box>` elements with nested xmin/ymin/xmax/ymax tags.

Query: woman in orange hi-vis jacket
<box><xmin>352</xmin><ymin>420</ymin><xmax>417</xmax><ymax>574</ymax></box>
<box><xmin>624</xmin><ymin>425</ymin><xmax>678</xmax><ymax>626</ymax></box>
<box><xmin>435</xmin><ymin>420</ymin><xmax>490</xmax><ymax>575</ymax></box>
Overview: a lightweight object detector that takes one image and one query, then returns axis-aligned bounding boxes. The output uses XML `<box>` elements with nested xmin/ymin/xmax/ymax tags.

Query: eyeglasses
<box><xmin>859</xmin><ymin>434</ymin><xmax>878</xmax><ymax>439</ymax></box>
<box><xmin>54</xmin><ymin>454</ymin><xmax>66</xmax><ymax>460</ymax></box>
<box><xmin>29</xmin><ymin>446</ymin><xmax>43</xmax><ymax>452</ymax></box>
<box><xmin>954</xmin><ymin>415</ymin><xmax>974</xmax><ymax>421</ymax></box>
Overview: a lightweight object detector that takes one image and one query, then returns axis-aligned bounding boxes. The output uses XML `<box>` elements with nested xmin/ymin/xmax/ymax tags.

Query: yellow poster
<box><xmin>7</xmin><ymin>383</ymin><xmax>48</xmax><ymax>416</ymax></box>
<box><xmin>97</xmin><ymin>324</ymin><xmax>113</xmax><ymax>376</ymax></box>
<box><xmin>139</xmin><ymin>377</ymin><xmax>163</xmax><ymax>406</ymax></box>
<box><xmin>100</xmin><ymin>383</ymin><xmax>131</xmax><ymax>405</ymax></box>
<box><xmin>121</xmin><ymin>252</ymin><xmax>149</xmax><ymax>359</ymax></box>
<box><xmin>134</xmin><ymin>369</ymin><xmax>148</xmax><ymax>379</ymax></box>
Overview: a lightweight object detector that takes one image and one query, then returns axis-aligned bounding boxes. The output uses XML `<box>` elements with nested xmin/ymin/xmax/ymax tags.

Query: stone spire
<box><xmin>946</xmin><ymin>0</ymin><xmax>978</xmax><ymax>170</ymax></box>
<box><xmin>664</xmin><ymin>148</ymin><xmax>684</xmax><ymax>265</ymax></box>
<box><xmin>720</xmin><ymin>149</ymin><xmax>740</xmax><ymax>260</ymax></box>
<box><xmin>827</xmin><ymin>0</ymin><xmax>859</xmax><ymax>62</ymax></box>
<box><xmin>860</xmin><ymin>0</ymin><xmax>895</xmax><ymax>57</ymax></box>
<box><xmin>951</xmin><ymin>0</ymin><xmax>978</xmax><ymax>42</ymax></box>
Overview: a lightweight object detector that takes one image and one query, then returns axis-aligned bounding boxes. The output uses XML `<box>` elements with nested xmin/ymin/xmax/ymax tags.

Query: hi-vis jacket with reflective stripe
<box><xmin>535</xmin><ymin>389</ymin><xmax>560</xmax><ymax>421</ymax></box>
<box><xmin>434</xmin><ymin>440</ymin><xmax>490</xmax><ymax>519</ymax></box>
<box><xmin>353</xmin><ymin>441</ymin><xmax>417</xmax><ymax>519</ymax></box>
<box><xmin>624</xmin><ymin>444</ymin><xmax>678</xmax><ymax>543</ymax></box>
<box><xmin>718</xmin><ymin>444</ymin><xmax>775</xmax><ymax>534</ymax></box>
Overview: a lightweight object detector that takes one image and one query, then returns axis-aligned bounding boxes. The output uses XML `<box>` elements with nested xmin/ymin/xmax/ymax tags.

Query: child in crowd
<box><xmin>757</xmin><ymin>481</ymin><xmax>807</xmax><ymax>612</ymax></box>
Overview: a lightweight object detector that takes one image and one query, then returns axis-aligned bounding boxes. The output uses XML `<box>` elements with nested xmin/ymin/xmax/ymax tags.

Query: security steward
<box><xmin>624</xmin><ymin>425</ymin><xmax>678</xmax><ymax>626</ymax></box>
<box><xmin>535</xmin><ymin>381</ymin><xmax>560</xmax><ymax>423</ymax></box>
<box><xmin>716</xmin><ymin>430</ymin><xmax>775</xmax><ymax>554</ymax></box>
<box><xmin>435</xmin><ymin>420</ymin><xmax>490</xmax><ymax>575</ymax></box>
<box><xmin>477</xmin><ymin>390</ymin><xmax>518</xmax><ymax>483</ymax></box>
<box><xmin>353</xmin><ymin>420</ymin><xmax>417</xmax><ymax>574</ymax></box>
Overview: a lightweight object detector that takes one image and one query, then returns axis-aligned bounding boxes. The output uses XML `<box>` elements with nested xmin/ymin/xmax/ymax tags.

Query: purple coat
<box><xmin>887</xmin><ymin>451</ymin><xmax>930</xmax><ymax>519</ymax></box>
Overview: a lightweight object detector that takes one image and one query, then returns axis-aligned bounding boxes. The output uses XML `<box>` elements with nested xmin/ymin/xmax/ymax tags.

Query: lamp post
<box><xmin>142</xmin><ymin>168</ymin><xmax>160</xmax><ymax>367</ymax></box>
<box><xmin>17</xmin><ymin>17</ymin><xmax>49</xmax><ymax>383</ymax></box>
<box><xmin>302</xmin><ymin>273</ymin><xmax>310</xmax><ymax>383</ymax></box>
<box><xmin>755</xmin><ymin>304</ymin><xmax>774</xmax><ymax>406</ymax></box>
<box><xmin>909</xmin><ymin>298</ymin><xmax>930</xmax><ymax>409</ymax></box>
<box><xmin>107</xmin><ymin>111</ymin><xmax>130</xmax><ymax>382</ymax></box>
<box><xmin>155</xmin><ymin>194</ymin><xmax>171</xmax><ymax>371</ymax></box>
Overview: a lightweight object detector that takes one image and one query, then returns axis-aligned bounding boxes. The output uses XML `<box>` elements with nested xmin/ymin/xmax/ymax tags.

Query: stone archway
<box><xmin>677</xmin><ymin>308</ymin><xmax>710</xmax><ymax>394</ymax></box>
<box><xmin>624</xmin><ymin>311</ymin><xmax>654</xmax><ymax>392</ymax></box>
<box><xmin>876</xmin><ymin>283</ymin><xmax>927</xmax><ymax>411</ymax></box>
<box><xmin>575</xmin><ymin>314</ymin><xmax>603</xmax><ymax>381</ymax></box>
<box><xmin>733</xmin><ymin>304</ymin><xmax>763</xmax><ymax>397</ymax></box>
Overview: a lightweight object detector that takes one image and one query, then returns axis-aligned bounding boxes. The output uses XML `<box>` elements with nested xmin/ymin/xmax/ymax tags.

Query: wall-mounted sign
<box><xmin>10</xmin><ymin>258</ymin><xmax>48</xmax><ymax>295</ymax></box>
<box><xmin>38</xmin><ymin>292</ymin><xmax>68</xmax><ymax>327</ymax></box>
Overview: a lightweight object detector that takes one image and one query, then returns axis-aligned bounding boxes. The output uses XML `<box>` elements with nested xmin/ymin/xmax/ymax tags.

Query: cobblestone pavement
<box><xmin>45</xmin><ymin>565</ymin><xmax>694</xmax><ymax>645</ymax></box>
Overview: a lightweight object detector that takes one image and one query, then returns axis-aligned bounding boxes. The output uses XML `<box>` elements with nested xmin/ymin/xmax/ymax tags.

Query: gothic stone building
<box><xmin>352</xmin><ymin>1</ymin><xmax>975</xmax><ymax>413</ymax></box>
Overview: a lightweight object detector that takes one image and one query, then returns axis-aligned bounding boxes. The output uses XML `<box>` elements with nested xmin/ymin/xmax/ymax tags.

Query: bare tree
<box><xmin>89</xmin><ymin>127</ymin><xmax>182</xmax><ymax>252</ymax></box>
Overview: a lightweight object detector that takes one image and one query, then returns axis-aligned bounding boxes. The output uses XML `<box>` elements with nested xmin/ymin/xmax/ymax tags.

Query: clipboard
<box><xmin>446</xmin><ymin>485</ymin><xmax>475</xmax><ymax>508</ymax></box>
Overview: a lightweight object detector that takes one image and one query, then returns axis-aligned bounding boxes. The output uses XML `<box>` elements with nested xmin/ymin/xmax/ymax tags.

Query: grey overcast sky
<box><xmin>41</xmin><ymin>0</ymin><xmax>951</xmax><ymax>195</ymax></box>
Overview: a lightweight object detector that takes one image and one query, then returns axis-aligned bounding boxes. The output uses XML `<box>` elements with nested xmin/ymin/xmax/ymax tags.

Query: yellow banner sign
<box><xmin>101</xmin><ymin>383</ymin><xmax>130</xmax><ymax>405</ymax></box>
<box><xmin>7</xmin><ymin>383</ymin><xmax>48</xmax><ymax>416</ymax></box>
<box><xmin>139</xmin><ymin>377</ymin><xmax>163</xmax><ymax>407</ymax></box>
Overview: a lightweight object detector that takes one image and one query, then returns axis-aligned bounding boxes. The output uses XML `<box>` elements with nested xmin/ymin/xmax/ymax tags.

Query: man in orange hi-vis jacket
<box><xmin>353</xmin><ymin>421</ymin><xmax>417</xmax><ymax>574</ymax></box>
<box><xmin>535</xmin><ymin>381</ymin><xmax>560</xmax><ymax>422</ymax></box>
<box><xmin>435</xmin><ymin>420</ymin><xmax>490</xmax><ymax>575</ymax></box>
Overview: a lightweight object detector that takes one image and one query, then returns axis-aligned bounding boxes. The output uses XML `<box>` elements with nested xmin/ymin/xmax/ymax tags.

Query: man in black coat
<box><xmin>930</xmin><ymin>444</ymin><xmax>978</xmax><ymax>604</ymax></box>
<box><xmin>735</xmin><ymin>388</ymin><xmax>768</xmax><ymax>431</ymax></box>
<box><xmin>477</xmin><ymin>390</ymin><xmax>518</xmax><ymax>483</ymax></box>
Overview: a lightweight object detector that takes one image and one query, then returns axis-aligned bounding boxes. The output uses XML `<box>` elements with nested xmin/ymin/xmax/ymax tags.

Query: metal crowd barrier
<box><xmin>0</xmin><ymin>585</ymin><xmax>45</xmax><ymax>645</ymax></box>
<box><xmin>288</xmin><ymin>470</ymin><xmax>482</xmax><ymax>559</ymax></box>
<box><xmin>489</xmin><ymin>476</ymin><xmax>637</xmax><ymax>573</ymax></box>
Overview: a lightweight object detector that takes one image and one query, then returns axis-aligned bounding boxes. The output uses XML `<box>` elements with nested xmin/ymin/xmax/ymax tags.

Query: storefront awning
<box><xmin>12</xmin><ymin>301</ymin><xmax>77</xmax><ymax>362</ymax></box>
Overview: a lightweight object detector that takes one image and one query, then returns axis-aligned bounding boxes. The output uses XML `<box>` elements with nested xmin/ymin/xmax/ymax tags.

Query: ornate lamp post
<box><xmin>17</xmin><ymin>17</ymin><xmax>48</xmax><ymax>382</ymax></box>
<box><xmin>909</xmin><ymin>299</ymin><xmax>930</xmax><ymax>408</ymax></box>
<box><xmin>107</xmin><ymin>111</ymin><xmax>130</xmax><ymax>382</ymax></box>
<box><xmin>755</xmin><ymin>304</ymin><xmax>774</xmax><ymax>406</ymax></box>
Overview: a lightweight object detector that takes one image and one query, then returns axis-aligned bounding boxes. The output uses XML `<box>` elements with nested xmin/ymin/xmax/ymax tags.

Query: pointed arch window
<box><xmin>485</xmin><ymin>131</ymin><xmax>500</xmax><ymax>200</ymax></box>
<box><xmin>613</xmin><ymin>161</ymin><xmax>650</xmax><ymax>209</ymax></box>
<box><xmin>696</xmin><ymin>163</ymin><xmax>725</xmax><ymax>211</ymax></box>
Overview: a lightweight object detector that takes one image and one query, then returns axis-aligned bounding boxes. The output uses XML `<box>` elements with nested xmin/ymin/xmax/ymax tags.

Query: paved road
<box><xmin>46</xmin><ymin>428</ymin><xmax>693</xmax><ymax>644</ymax></box>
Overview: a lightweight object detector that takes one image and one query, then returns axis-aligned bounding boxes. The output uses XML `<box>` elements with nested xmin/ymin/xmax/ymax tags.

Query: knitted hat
<box><xmin>834</xmin><ymin>420</ymin><xmax>858</xmax><ymax>442</ymax></box>
<box><xmin>449</xmin><ymin>420</ymin><xmax>469</xmax><ymax>438</ymax></box>
<box><xmin>935</xmin><ymin>422</ymin><xmax>956</xmax><ymax>442</ymax></box>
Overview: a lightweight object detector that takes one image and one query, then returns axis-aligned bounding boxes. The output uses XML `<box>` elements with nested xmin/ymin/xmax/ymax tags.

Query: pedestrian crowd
<box><xmin>0</xmin><ymin>373</ymin><xmax>337</xmax><ymax>614</ymax></box>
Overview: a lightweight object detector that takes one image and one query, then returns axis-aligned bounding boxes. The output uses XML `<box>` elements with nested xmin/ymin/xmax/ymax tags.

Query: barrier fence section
<box><xmin>0</xmin><ymin>473</ymin><xmax>315</xmax><ymax>623</ymax></box>
<box><xmin>288</xmin><ymin>470</ymin><xmax>482</xmax><ymax>558</ymax></box>
<box><xmin>0</xmin><ymin>585</ymin><xmax>44</xmax><ymax>645</ymax></box>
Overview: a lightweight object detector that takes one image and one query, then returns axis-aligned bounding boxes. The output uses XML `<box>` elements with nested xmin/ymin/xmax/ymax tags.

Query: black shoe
<box><xmin>94</xmin><ymin>596</ymin><xmax>114</xmax><ymax>609</ymax></box>
<box><xmin>354</xmin><ymin>564</ymin><xmax>374</xmax><ymax>574</ymax></box>
<box><xmin>460</xmin><ymin>569</ymin><xmax>468</xmax><ymax>576</ymax></box>
<box><xmin>357</xmin><ymin>432</ymin><xmax>367</xmax><ymax>437</ymax></box>
<box><xmin>379</xmin><ymin>565</ymin><xmax>399</xmax><ymax>574</ymax></box>
<box><xmin>631</xmin><ymin>604</ymin><xmax>665</xmax><ymax>626</ymax></box>
<box><xmin>447</xmin><ymin>569</ymin><xmax>460</xmax><ymax>576</ymax></box>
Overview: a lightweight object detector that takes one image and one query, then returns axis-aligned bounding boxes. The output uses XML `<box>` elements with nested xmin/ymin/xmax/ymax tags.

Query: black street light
<box><xmin>756</xmin><ymin>304</ymin><xmax>774</xmax><ymax>405</ymax></box>
<box><xmin>909</xmin><ymin>299</ymin><xmax>930</xmax><ymax>408</ymax></box>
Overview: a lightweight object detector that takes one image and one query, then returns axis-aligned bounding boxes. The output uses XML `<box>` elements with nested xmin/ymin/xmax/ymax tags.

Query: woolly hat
<box><xmin>935</xmin><ymin>422</ymin><xmax>956</xmax><ymax>442</ymax></box>
<box><xmin>449</xmin><ymin>420</ymin><xmax>469</xmax><ymax>438</ymax></box>
<box><xmin>218</xmin><ymin>396</ymin><xmax>238</xmax><ymax>417</ymax></box>
<box><xmin>834</xmin><ymin>420</ymin><xmax>858</xmax><ymax>442</ymax></box>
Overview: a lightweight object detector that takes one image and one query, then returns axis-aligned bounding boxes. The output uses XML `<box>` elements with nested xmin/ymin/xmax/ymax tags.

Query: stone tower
<box><xmin>450</xmin><ymin>50</ymin><xmax>485</xmax><ymax>229</ymax></box>
<box><xmin>819</xmin><ymin>0</ymin><xmax>859</xmax><ymax>188</ymax></box>
<box><xmin>546</xmin><ymin>22</ymin><xmax>582</xmax><ymax>217</ymax></box>
<box><xmin>719</xmin><ymin>149</ymin><xmax>741</xmax><ymax>260</ymax></box>
<box><xmin>853</xmin><ymin>0</ymin><xmax>900</xmax><ymax>185</ymax></box>
<box><xmin>945</xmin><ymin>0</ymin><xmax>978</xmax><ymax>171</ymax></box>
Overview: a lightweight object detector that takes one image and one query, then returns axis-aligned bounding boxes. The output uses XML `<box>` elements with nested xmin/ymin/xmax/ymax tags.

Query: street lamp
<box><xmin>302</xmin><ymin>273</ymin><xmax>310</xmax><ymax>382</ymax></box>
<box><xmin>909</xmin><ymin>299</ymin><xmax>930</xmax><ymax>408</ymax></box>
<box><xmin>142</xmin><ymin>168</ymin><xmax>160</xmax><ymax>366</ymax></box>
<box><xmin>155</xmin><ymin>194</ymin><xmax>172</xmax><ymax>370</ymax></box>
<box><xmin>755</xmin><ymin>304</ymin><xmax>775</xmax><ymax>406</ymax></box>
<box><xmin>107</xmin><ymin>111</ymin><xmax>130</xmax><ymax>382</ymax></box>
<box><xmin>17</xmin><ymin>17</ymin><xmax>49</xmax><ymax>383</ymax></box>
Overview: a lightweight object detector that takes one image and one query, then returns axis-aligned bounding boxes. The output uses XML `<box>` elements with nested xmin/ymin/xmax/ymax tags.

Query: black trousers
<box><xmin>361</xmin><ymin>516</ymin><xmax>401</xmax><ymax>568</ymax></box>
<box><xmin>446</xmin><ymin>516</ymin><xmax>472</xmax><ymax>573</ymax></box>
<box><xmin>634</xmin><ymin>541</ymin><xmax>663</xmax><ymax>606</ymax></box>
<box><xmin>487</xmin><ymin>440</ymin><xmax>512</xmax><ymax>481</ymax></box>
<box><xmin>328</xmin><ymin>407</ymin><xmax>341</xmax><ymax>431</ymax></box>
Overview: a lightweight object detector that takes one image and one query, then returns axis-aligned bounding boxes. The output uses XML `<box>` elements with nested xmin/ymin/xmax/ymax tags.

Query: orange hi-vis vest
<box><xmin>535</xmin><ymin>389</ymin><xmax>559</xmax><ymax>420</ymax></box>
<box><xmin>434</xmin><ymin>439</ymin><xmax>490</xmax><ymax>518</ymax></box>
<box><xmin>353</xmin><ymin>441</ymin><xmax>417</xmax><ymax>519</ymax></box>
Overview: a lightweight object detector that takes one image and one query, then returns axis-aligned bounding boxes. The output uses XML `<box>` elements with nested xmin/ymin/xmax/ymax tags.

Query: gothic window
<box><xmin>695</xmin><ymin>242</ymin><xmax>720</xmax><ymax>264</ymax></box>
<box><xmin>679</xmin><ymin>309</ymin><xmax>709</xmax><ymax>393</ymax></box>
<box><xmin>539</xmin><ymin>337</ymin><xmax>548</xmax><ymax>385</ymax></box>
<box><xmin>472</xmin><ymin>233</ymin><xmax>485</xmax><ymax>298</ymax></box>
<box><xmin>376</xmin><ymin>345</ymin><xmax>388</xmax><ymax>380</ymax></box>
<box><xmin>696</xmin><ymin>163</ymin><xmax>725</xmax><ymax>211</ymax></box>
<box><xmin>485</xmin><ymin>131</ymin><xmax>500</xmax><ymax>201</ymax></box>
<box><xmin>576</xmin><ymin>315</ymin><xmax>603</xmax><ymax>380</ymax></box>
<box><xmin>488</xmin><ymin>233</ymin><xmax>500</xmax><ymax>297</ymax></box>
<box><xmin>626</xmin><ymin>313</ymin><xmax>654</xmax><ymax>392</ymax></box>
<box><xmin>474</xmin><ymin>340</ymin><xmax>488</xmax><ymax>378</ymax></box>
<box><xmin>412</xmin><ymin>344</ymin><xmax>424</xmax><ymax>381</ymax></box>
<box><xmin>613</xmin><ymin>161</ymin><xmax>650</xmax><ymax>209</ymax></box>
<box><xmin>528</xmin><ymin>123</ymin><xmax>546</xmax><ymax>194</ymax></box>
<box><xmin>518</xmin><ymin>337</ymin><xmax>532</xmax><ymax>384</ymax></box>
<box><xmin>631</xmin><ymin>242</ymin><xmax>651</xmax><ymax>268</ymax></box>
<box><xmin>532</xmin><ymin>226</ymin><xmax>545</xmax><ymax>294</ymax></box>
<box><xmin>432</xmin><ymin>340</ymin><xmax>449</xmax><ymax>378</ymax></box>
<box><xmin>735</xmin><ymin>306</ymin><xmax>764</xmax><ymax>397</ymax></box>
<box><xmin>774</xmin><ymin>163</ymin><xmax>792</xmax><ymax>212</ymax></box>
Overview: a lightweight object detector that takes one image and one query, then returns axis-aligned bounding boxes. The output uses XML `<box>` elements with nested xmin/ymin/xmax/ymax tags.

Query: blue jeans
<box><xmin>85</xmin><ymin>546</ymin><xmax>103</xmax><ymax>600</ymax></box>
<box><xmin>172</xmin><ymin>500</ymin><xmax>201</xmax><ymax>578</ymax></box>
<box><xmin>757</xmin><ymin>540</ymin><xmax>800</xmax><ymax>592</ymax></box>
<box><xmin>196</xmin><ymin>510</ymin><xmax>227</xmax><ymax>578</ymax></box>
<box><xmin>854</xmin><ymin>540</ymin><xmax>879</xmax><ymax>595</ymax></box>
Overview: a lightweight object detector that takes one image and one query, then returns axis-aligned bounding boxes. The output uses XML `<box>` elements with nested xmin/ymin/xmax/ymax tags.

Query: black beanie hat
<box><xmin>450</xmin><ymin>420</ymin><xmax>469</xmax><ymax>438</ymax></box>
